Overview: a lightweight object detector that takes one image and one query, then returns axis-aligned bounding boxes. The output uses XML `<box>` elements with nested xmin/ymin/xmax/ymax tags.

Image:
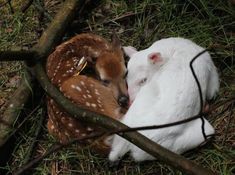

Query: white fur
<box><xmin>109</xmin><ymin>37</ymin><xmax>219</xmax><ymax>162</ymax></box>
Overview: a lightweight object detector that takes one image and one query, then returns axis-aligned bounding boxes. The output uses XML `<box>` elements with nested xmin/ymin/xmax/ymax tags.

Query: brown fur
<box><xmin>46</xmin><ymin>33</ymin><xmax>127</xmax><ymax>155</ymax></box>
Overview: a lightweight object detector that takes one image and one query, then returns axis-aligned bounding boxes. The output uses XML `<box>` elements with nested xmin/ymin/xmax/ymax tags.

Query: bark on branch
<box><xmin>0</xmin><ymin>69</ymin><xmax>34</xmax><ymax>146</ymax></box>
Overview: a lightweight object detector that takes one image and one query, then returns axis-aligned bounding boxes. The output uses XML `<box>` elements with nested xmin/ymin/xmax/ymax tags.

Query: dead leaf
<box><xmin>5</xmin><ymin>75</ymin><xmax>21</xmax><ymax>88</ymax></box>
<box><xmin>5</xmin><ymin>28</ymin><xmax>13</xmax><ymax>33</ymax></box>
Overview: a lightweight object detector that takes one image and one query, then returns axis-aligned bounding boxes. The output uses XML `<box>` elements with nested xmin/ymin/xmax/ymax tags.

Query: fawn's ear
<box><xmin>148</xmin><ymin>52</ymin><xmax>162</xmax><ymax>65</ymax></box>
<box><xmin>123</xmin><ymin>46</ymin><xmax>138</xmax><ymax>58</ymax></box>
<box><xmin>111</xmin><ymin>31</ymin><xmax>121</xmax><ymax>50</ymax></box>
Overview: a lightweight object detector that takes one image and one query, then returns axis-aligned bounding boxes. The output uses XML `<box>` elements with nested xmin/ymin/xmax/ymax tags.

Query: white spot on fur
<box><xmin>75</xmin><ymin>86</ymin><xmax>81</xmax><ymax>91</ymax></box>
<box><xmin>85</xmin><ymin>102</ymin><xmax>90</xmax><ymax>107</ymax></box>
<box><xmin>68</xmin><ymin>123</ymin><xmax>73</xmax><ymax>127</ymax></box>
<box><xmin>87</xmin><ymin>127</ymin><xmax>93</xmax><ymax>131</ymax></box>
<box><xmin>81</xmin><ymin>81</ymin><xmax>85</xmax><ymax>86</ymax></box>
<box><xmin>65</xmin><ymin>132</ymin><xmax>70</xmax><ymax>137</ymax></box>
<box><xmin>66</xmin><ymin>51</ymin><xmax>71</xmax><ymax>55</ymax></box>
<box><xmin>91</xmin><ymin>103</ymin><xmax>97</xmax><ymax>108</ymax></box>
<box><xmin>50</xmin><ymin>125</ymin><xmax>55</xmax><ymax>130</ymax></box>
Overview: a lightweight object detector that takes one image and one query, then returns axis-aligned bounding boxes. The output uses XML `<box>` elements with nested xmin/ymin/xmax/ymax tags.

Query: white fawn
<box><xmin>109</xmin><ymin>37</ymin><xmax>219</xmax><ymax>162</ymax></box>
<box><xmin>46</xmin><ymin>33</ymin><xmax>128</xmax><ymax>155</ymax></box>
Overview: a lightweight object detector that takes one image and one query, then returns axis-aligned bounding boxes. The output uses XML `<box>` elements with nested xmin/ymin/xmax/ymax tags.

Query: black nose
<box><xmin>118</xmin><ymin>95</ymin><xmax>129</xmax><ymax>108</ymax></box>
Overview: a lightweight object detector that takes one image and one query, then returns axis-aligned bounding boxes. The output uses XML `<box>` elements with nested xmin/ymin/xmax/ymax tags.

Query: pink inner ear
<box><xmin>148</xmin><ymin>52</ymin><xmax>161</xmax><ymax>64</ymax></box>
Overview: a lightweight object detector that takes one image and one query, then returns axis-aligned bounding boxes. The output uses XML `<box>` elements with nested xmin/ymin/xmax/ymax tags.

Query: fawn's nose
<box><xmin>118</xmin><ymin>95</ymin><xmax>129</xmax><ymax>108</ymax></box>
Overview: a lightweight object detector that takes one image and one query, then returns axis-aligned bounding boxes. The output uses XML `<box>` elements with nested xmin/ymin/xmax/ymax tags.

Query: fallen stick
<box><xmin>0</xmin><ymin>70</ymin><xmax>34</xmax><ymax>147</ymax></box>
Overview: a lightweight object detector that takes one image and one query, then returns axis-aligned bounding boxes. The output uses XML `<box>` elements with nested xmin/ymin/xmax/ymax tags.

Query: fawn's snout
<box><xmin>118</xmin><ymin>94</ymin><xmax>129</xmax><ymax>108</ymax></box>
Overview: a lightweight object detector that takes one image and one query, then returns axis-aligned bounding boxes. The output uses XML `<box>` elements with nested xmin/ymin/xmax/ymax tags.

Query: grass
<box><xmin>0</xmin><ymin>0</ymin><xmax>235</xmax><ymax>174</ymax></box>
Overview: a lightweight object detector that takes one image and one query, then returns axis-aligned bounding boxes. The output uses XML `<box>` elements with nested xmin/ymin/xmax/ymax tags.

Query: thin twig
<box><xmin>189</xmin><ymin>49</ymin><xmax>210</xmax><ymax>140</ymax></box>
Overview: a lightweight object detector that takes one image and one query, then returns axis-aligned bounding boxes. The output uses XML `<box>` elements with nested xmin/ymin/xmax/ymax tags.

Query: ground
<box><xmin>0</xmin><ymin>0</ymin><xmax>234</xmax><ymax>174</ymax></box>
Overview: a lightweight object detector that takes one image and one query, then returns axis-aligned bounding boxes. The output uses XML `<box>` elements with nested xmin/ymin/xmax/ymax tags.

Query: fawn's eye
<box><xmin>138</xmin><ymin>78</ymin><xmax>147</xmax><ymax>86</ymax></box>
<box><xmin>102</xmin><ymin>79</ymin><xmax>110</xmax><ymax>86</ymax></box>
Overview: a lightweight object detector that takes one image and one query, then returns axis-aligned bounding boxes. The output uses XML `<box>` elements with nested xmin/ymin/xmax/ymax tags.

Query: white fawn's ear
<box><xmin>148</xmin><ymin>52</ymin><xmax>162</xmax><ymax>64</ymax></box>
<box><xmin>123</xmin><ymin>46</ymin><xmax>138</xmax><ymax>58</ymax></box>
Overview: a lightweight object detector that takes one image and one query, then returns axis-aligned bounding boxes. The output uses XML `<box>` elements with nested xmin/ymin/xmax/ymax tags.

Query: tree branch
<box><xmin>0</xmin><ymin>50</ymin><xmax>38</xmax><ymax>61</ymax></box>
<box><xmin>0</xmin><ymin>69</ymin><xmax>34</xmax><ymax>147</ymax></box>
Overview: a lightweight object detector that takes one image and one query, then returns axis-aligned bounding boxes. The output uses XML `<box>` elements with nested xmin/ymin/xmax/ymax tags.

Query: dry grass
<box><xmin>0</xmin><ymin>0</ymin><xmax>234</xmax><ymax>174</ymax></box>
